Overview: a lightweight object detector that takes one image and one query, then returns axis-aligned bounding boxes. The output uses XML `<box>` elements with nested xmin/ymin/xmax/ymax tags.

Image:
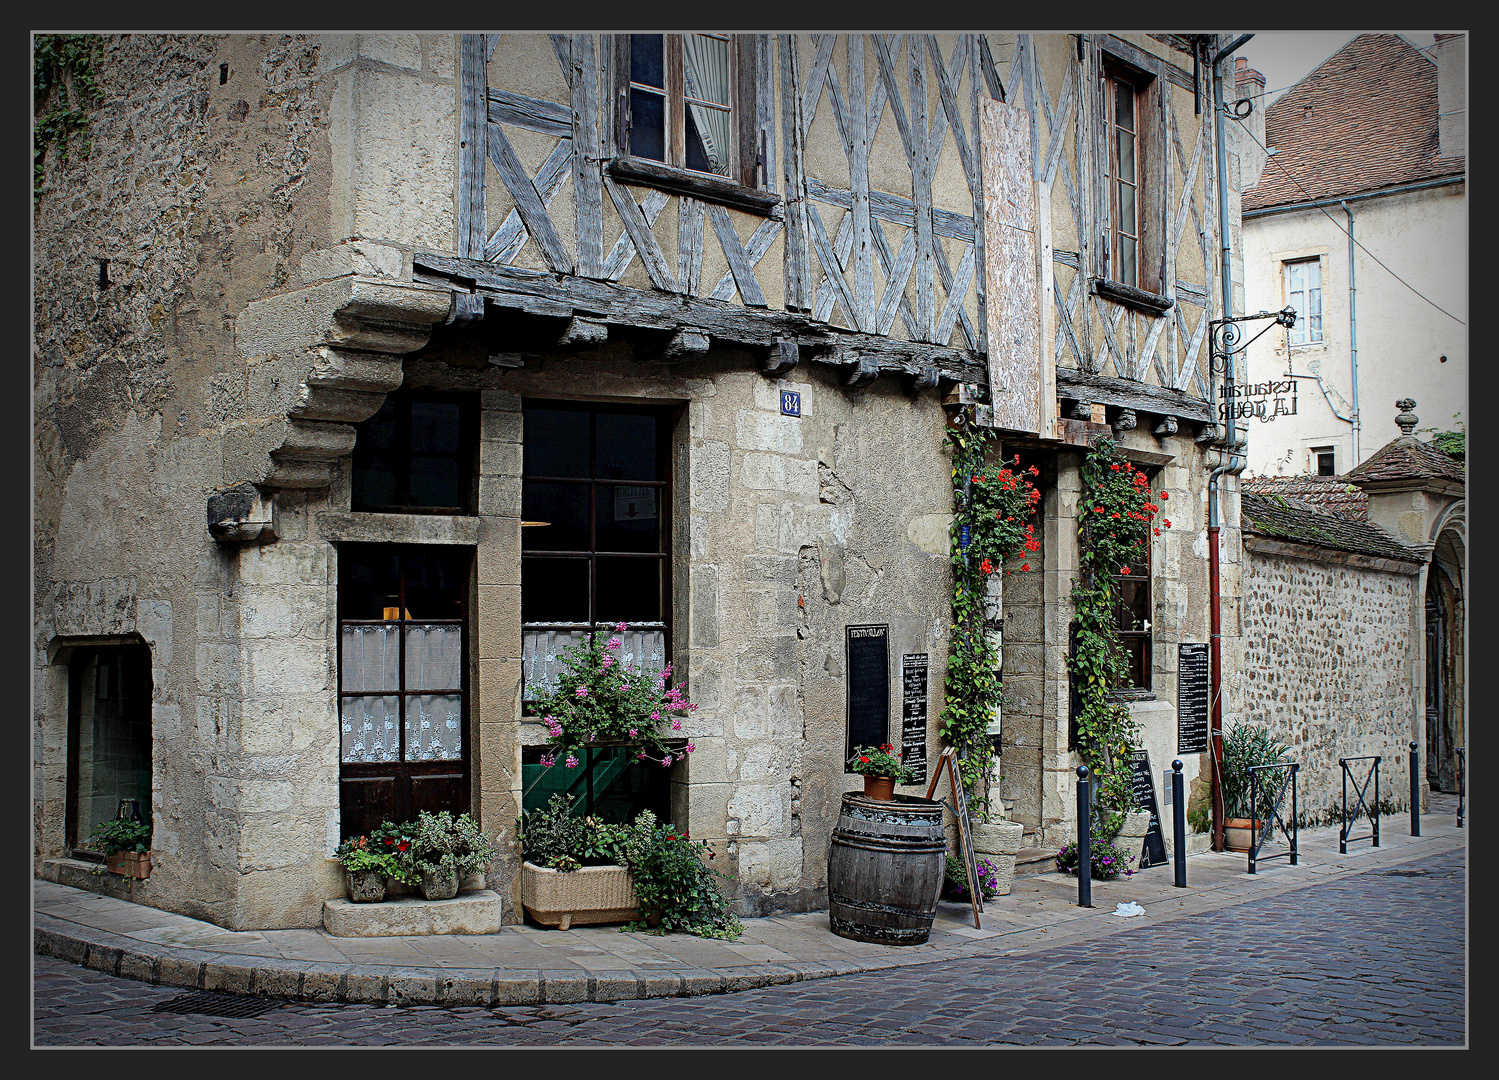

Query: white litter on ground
<box><xmin>1112</xmin><ymin>901</ymin><xmax>1145</xmax><ymax>918</ymax></box>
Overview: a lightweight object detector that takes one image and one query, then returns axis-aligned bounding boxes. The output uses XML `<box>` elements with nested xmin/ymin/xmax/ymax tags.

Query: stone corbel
<box><xmin>234</xmin><ymin>276</ymin><xmax>453</xmax><ymax>493</ymax></box>
<box><xmin>207</xmin><ymin>482</ymin><xmax>277</xmax><ymax>544</ymax></box>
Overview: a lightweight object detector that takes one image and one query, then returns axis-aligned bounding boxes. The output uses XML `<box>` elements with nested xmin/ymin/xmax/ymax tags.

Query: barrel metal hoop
<box><xmin>829</xmin><ymin>835</ymin><xmax>948</xmax><ymax>855</ymax></box>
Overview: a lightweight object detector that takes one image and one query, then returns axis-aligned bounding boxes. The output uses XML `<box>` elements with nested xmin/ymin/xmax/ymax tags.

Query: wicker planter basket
<box><xmin>520</xmin><ymin>861</ymin><xmax>639</xmax><ymax>930</ymax></box>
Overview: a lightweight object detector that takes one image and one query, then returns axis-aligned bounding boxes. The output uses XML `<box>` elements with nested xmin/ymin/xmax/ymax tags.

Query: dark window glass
<box><xmin>68</xmin><ymin>645</ymin><xmax>153</xmax><ymax>853</ymax></box>
<box><xmin>629</xmin><ymin>89</ymin><xmax>666</xmax><ymax>162</ymax></box>
<box><xmin>522</xmin><ymin>482</ymin><xmax>591</xmax><ymax>551</ymax></box>
<box><xmin>1317</xmin><ymin>451</ymin><xmax>1336</xmax><ymax>476</ymax></box>
<box><xmin>521</xmin><ymin>556</ymin><xmax>591</xmax><ymax>622</ymax></box>
<box><xmin>596</xmin><ymin>412</ymin><xmax>659</xmax><ymax>480</ymax></box>
<box><xmin>352</xmin><ymin>392</ymin><xmax>475</xmax><ymax>513</ymax></box>
<box><xmin>630</xmin><ymin>34</ymin><xmax>664</xmax><ymax>87</ymax></box>
<box><xmin>1113</xmin><ymin>551</ymin><xmax>1152</xmax><ymax>691</ymax></box>
<box><xmin>596</xmin><ymin>557</ymin><xmax>662</xmax><ymax>622</ymax></box>
<box><xmin>597</xmin><ymin>485</ymin><xmax>661</xmax><ymax>553</ymax></box>
<box><xmin>522</xmin><ymin>408</ymin><xmax>590</xmax><ymax>479</ymax></box>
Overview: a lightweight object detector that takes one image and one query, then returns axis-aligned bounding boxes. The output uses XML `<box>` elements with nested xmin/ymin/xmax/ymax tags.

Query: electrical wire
<box><xmin>1231</xmin><ymin>111</ymin><xmax>1466</xmax><ymax>327</ymax></box>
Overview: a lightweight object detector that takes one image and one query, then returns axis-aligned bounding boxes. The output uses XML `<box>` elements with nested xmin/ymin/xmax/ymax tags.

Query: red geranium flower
<box><xmin>1159</xmin><ymin>491</ymin><xmax>1168</xmax><ymax>500</ymax></box>
<box><xmin>1120</xmin><ymin>567</ymin><xmax>1131</xmax><ymax>575</ymax></box>
<box><xmin>1163</xmin><ymin>519</ymin><xmax>1171</xmax><ymax>528</ymax></box>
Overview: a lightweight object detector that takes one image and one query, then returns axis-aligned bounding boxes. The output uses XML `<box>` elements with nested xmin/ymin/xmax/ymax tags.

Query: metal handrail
<box><xmin>1338</xmin><ymin>755</ymin><xmax>1380</xmax><ymax>853</ymax></box>
<box><xmin>1247</xmin><ymin>762</ymin><xmax>1299</xmax><ymax>874</ymax></box>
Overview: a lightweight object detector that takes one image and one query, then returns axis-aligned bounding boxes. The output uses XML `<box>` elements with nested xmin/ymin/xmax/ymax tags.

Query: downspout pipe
<box><xmin>1342</xmin><ymin>201</ymin><xmax>1361</xmax><ymax>465</ymax></box>
<box><xmin>1208</xmin><ymin>33</ymin><xmax>1252</xmax><ymax>852</ymax></box>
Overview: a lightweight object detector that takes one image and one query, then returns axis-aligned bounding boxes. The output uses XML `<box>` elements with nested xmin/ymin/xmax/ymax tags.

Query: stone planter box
<box><xmin>969</xmin><ymin>821</ymin><xmax>1025</xmax><ymax>896</ymax></box>
<box><xmin>520</xmin><ymin>861</ymin><xmax>638</xmax><ymax>930</ymax></box>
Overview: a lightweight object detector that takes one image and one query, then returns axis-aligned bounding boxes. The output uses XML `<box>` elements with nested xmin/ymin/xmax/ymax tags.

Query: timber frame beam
<box><xmin>413</xmin><ymin>252</ymin><xmax>987</xmax><ymax>385</ymax></box>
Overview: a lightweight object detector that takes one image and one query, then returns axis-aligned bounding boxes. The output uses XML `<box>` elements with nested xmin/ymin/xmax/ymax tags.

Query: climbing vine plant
<box><xmin>938</xmin><ymin>417</ymin><xmax>1041</xmax><ymax>814</ymax></box>
<box><xmin>34</xmin><ymin>34</ymin><xmax>105</xmax><ymax>201</ymax></box>
<box><xmin>1066</xmin><ymin>437</ymin><xmax>1169</xmax><ymax>816</ymax></box>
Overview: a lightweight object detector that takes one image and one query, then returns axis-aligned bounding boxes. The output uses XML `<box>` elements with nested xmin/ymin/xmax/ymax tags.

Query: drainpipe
<box><xmin>1208</xmin><ymin>33</ymin><xmax>1252</xmax><ymax>852</ymax></box>
<box><xmin>1342</xmin><ymin>201</ymin><xmax>1362</xmax><ymax>465</ymax></box>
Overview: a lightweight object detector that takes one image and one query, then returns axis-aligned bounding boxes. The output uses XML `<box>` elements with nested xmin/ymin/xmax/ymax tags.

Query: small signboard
<box><xmin>845</xmin><ymin>625</ymin><xmax>889</xmax><ymax>764</ymax></box>
<box><xmin>901</xmin><ymin>653</ymin><xmax>929</xmax><ymax>785</ymax></box>
<box><xmin>1177</xmin><ymin>643</ymin><xmax>1210</xmax><ymax>754</ymax></box>
<box><xmin>1128</xmin><ymin>750</ymin><xmax>1169</xmax><ymax>869</ymax></box>
<box><xmin>780</xmin><ymin>390</ymin><xmax>801</xmax><ymax>417</ymax></box>
<box><xmin>926</xmin><ymin>747</ymin><xmax>982</xmax><ymax>929</ymax></box>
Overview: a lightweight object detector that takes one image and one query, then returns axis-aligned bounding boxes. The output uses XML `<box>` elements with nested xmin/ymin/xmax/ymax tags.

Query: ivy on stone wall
<box><xmin>938</xmin><ymin>416</ymin><xmax>1041</xmax><ymax>816</ymax></box>
<box><xmin>34</xmin><ymin>34</ymin><xmax>105</xmax><ymax>201</ymax></box>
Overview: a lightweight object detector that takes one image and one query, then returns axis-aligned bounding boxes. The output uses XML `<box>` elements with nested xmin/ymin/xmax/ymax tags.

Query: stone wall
<box><xmin>1241</xmin><ymin>543</ymin><xmax>1420</xmax><ymax>822</ymax></box>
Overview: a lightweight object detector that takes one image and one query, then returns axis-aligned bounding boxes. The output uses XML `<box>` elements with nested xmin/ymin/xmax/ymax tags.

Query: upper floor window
<box><xmin>1311</xmin><ymin>445</ymin><xmax>1336</xmax><ymax>476</ymax></box>
<box><xmin>615</xmin><ymin>34</ymin><xmax>761</xmax><ymax>192</ymax></box>
<box><xmin>1285</xmin><ymin>258</ymin><xmax>1323</xmax><ymax>346</ymax></box>
<box><xmin>1093</xmin><ymin>47</ymin><xmax>1167</xmax><ymax>310</ymax></box>
<box><xmin>352</xmin><ymin>391</ymin><xmax>477</xmax><ymax>515</ymax></box>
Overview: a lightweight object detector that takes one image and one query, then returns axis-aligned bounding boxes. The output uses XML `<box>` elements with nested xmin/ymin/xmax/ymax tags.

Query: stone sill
<box><xmin>323</xmin><ymin>889</ymin><xmax>503</xmax><ymax>937</ymax></box>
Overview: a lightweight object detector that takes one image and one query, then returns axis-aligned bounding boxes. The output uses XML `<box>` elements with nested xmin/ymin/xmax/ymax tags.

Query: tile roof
<box><xmin>1241</xmin><ymin>491</ymin><xmax>1422</xmax><ymax>563</ymax></box>
<box><xmin>1242</xmin><ymin>475</ymin><xmax>1368</xmax><ymax>520</ymax></box>
<box><xmin>1345</xmin><ymin>437</ymin><xmax>1466</xmax><ymax>484</ymax></box>
<box><xmin>1244</xmin><ymin>34</ymin><xmax>1464</xmax><ymax>212</ymax></box>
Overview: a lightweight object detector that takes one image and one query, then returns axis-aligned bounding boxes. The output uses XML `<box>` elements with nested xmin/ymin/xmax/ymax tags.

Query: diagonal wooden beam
<box><xmin>707</xmin><ymin>203</ymin><xmax>768</xmax><ymax>307</ymax></box>
<box><xmin>807</xmin><ymin>202</ymin><xmax>862</xmax><ymax>331</ymax></box>
<box><xmin>488</xmin><ymin>121</ymin><xmax>574</xmax><ymax>274</ymax></box>
<box><xmin>486</xmin><ymin>139</ymin><xmax>574</xmax><ymax>263</ymax></box>
<box><xmin>709</xmin><ymin>218</ymin><xmax>783</xmax><ymax>301</ymax></box>
<box><xmin>800</xmin><ymin>34</ymin><xmax>838</xmax><ymax>134</ymax></box>
<box><xmin>601</xmin><ymin>186</ymin><xmax>671</xmax><ymax>282</ymax></box>
<box><xmin>872</xmin><ymin>34</ymin><xmax>917</xmax><ymax>172</ymax></box>
<box><xmin>602</xmin><ymin>177</ymin><xmax>675</xmax><ymax>290</ymax></box>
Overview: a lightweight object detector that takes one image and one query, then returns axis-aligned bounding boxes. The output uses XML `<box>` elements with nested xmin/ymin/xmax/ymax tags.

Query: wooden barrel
<box><xmin>827</xmin><ymin>792</ymin><xmax>946</xmax><ymax>946</ymax></box>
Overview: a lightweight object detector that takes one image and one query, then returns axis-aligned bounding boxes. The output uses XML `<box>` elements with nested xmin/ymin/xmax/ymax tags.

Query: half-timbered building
<box><xmin>35</xmin><ymin>32</ymin><xmax>1254</xmax><ymax>930</ymax></box>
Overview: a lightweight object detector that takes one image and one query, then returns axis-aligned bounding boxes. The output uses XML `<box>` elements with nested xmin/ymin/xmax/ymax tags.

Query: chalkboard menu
<box><xmin>1128</xmin><ymin>750</ymin><xmax>1169</xmax><ymax>869</ymax></box>
<box><xmin>901</xmin><ymin>653</ymin><xmax>929</xmax><ymax>784</ymax></box>
<box><xmin>1177</xmin><ymin>642</ymin><xmax>1209</xmax><ymax>754</ymax></box>
<box><xmin>845</xmin><ymin>625</ymin><xmax>889</xmax><ymax>764</ymax></box>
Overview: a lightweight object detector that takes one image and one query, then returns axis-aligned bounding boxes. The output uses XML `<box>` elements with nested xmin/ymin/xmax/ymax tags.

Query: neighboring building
<box><xmin>1243</xmin><ymin>400</ymin><xmax>1465</xmax><ymax>805</ymax></box>
<box><xmin>1236</xmin><ymin>33</ymin><xmax>1465</xmax><ymax>478</ymax></box>
<box><xmin>35</xmin><ymin>33</ymin><xmax>1254</xmax><ymax>931</ymax></box>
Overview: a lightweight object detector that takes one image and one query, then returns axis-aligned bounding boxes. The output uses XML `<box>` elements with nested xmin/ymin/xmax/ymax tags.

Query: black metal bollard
<box><xmin>1457</xmin><ymin>747</ymin><xmax>1465</xmax><ymax>828</ymax></box>
<box><xmin>1409</xmin><ymin>741</ymin><xmax>1421</xmax><ymax>837</ymax></box>
<box><xmin>1076</xmin><ymin>766</ymin><xmax>1092</xmax><ymax>908</ymax></box>
<box><xmin>1172</xmin><ymin>760</ymin><xmax>1187</xmax><ymax>888</ymax></box>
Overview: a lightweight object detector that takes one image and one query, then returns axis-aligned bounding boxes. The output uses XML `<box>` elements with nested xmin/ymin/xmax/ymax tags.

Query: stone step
<box><xmin>322</xmin><ymin>889</ymin><xmax>503</xmax><ymax>937</ymax></box>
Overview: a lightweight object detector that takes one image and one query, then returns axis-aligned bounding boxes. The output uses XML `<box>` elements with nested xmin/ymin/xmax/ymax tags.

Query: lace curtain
<box><xmin>682</xmin><ymin>34</ymin><xmax>731</xmax><ymax>176</ymax></box>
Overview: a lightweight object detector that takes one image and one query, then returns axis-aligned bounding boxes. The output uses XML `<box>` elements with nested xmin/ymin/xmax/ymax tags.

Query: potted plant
<box><xmin>1054</xmin><ymin>837</ymin><xmax>1136</xmax><ymax>880</ymax></box>
<box><xmin>517</xmin><ymin>794</ymin><xmax>743</xmax><ymax>939</ymax></box>
<box><xmin>88</xmin><ymin>817</ymin><xmax>152</xmax><ymax>879</ymax></box>
<box><xmin>847</xmin><ymin>744</ymin><xmax>916</xmax><ymax>800</ymax></box>
<box><xmin>969</xmin><ymin>806</ymin><xmax>1026</xmax><ymax>896</ymax></box>
<box><xmin>526</xmin><ymin>622</ymin><xmax>699</xmax><ymax>768</ymax></box>
<box><xmin>398</xmin><ymin>810</ymin><xmax>494</xmax><ymax>900</ymax></box>
<box><xmin>942</xmin><ymin>853</ymin><xmax>1004</xmax><ymax>901</ymax></box>
<box><xmin>1220</xmin><ymin>721</ymin><xmax>1291</xmax><ymax>851</ymax></box>
<box><xmin>333</xmin><ymin>825</ymin><xmax>416</xmax><ymax>903</ymax></box>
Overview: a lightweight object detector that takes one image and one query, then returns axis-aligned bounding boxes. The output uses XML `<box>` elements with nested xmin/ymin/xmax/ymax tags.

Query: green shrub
<box><xmin>88</xmin><ymin>817</ymin><xmax>151</xmax><ymax>855</ymax></box>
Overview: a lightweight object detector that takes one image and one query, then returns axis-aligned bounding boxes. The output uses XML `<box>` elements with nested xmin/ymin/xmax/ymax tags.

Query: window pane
<box><xmin>352</xmin><ymin>456</ymin><xmax>399</xmax><ymax>508</ymax></box>
<box><xmin>338</xmin><ymin>546</ymin><xmax>402</xmax><ymax>620</ymax></box>
<box><xmin>598</xmin><ymin>485</ymin><xmax>661</xmax><ymax>552</ymax></box>
<box><xmin>630</xmin><ymin>34</ymin><xmax>664</xmax><ymax>88</ymax></box>
<box><xmin>71</xmin><ymin>648</ymin><xmax>152</xmax><ymax>848</ymax></box>
<box><xmin>1115</xmin><ymin>128</ymin><xmax>1135</xmax><ymax>180</ymax></box>
<box><xmin>362</xmin><ymin>398</ymin><xmax>399</xmax><ymax>449</ymax></box>
<box><xmin>410</xmin><ymin>401</ymin><xmax>462</xmax><ymax>453</ymax></box>
<box><xmin>522</xmin><ymin>556</ymin><xmax>590</xmax><ymax>622</ymax></box>
<box><xmin>1114</xmin><ymin>78</ymin><xmax>1134</xmax><ymax>130</ymax></box>
<box><xmin>685</xmin><ymin>108</ymin><xmax>716</xmax><ymax>174</ymax></box>
<box><xmin>405</xmin><ymin>623</ymin><xmax>463</xmax><ymax>691</ymax></box>
<box><xmin>597</xmin><ymin>557</ymin><xmax>662</xmax><ymax>621</ymax></box>
<box><xmin>408</xmin><ymin>455</ymin><xmax>464</xmax><ymax>508</ymax></box>
<box><xmin>400</xmin><ymin>548</ymin><xmax>469</xmax><ymax>621</ymax></box>
<box><xmin>684</xmin><ymin>35</ymin><xmax>730</xmax><ymax>105</ymax></box>
<box><xmin>341</xmin><ymin>696</ymin><xmax>401</xmax><ymax>763</ymax></box>
<box><xmin>629</xmin><ymin>88</ymin><xmax>666</xmax><ymax>162</ymax></box>
<box><xmin>1117</xmin><ymin>182</ymin><xmax>1136</xmax><ymax>234</ymax></box>
<box><xmin>1117</xmin><ymin>235</ymin><xmax>1136</xmax><ymax>287</ymax></box>
<box><xmin>522</xmin><ymin>481</ymin><xmax>590</xmax><ymax>551</ymax></box>
<box><xmin>595</xmin><ymin>411</ymin><xmax>659</xmax><ymax>480</ymax></box>
<box><xmin>341</xmin><ymin>624</ymin><xmax>401</xmax><ymax>692</ymax></box>
<box><xmin>524</xmin><ymin>407</ymin><xmax>590</xmax><ymax>478</ymax></box>
<box><xmin>405</xmin><ymin>695</ymin><xmax>463</xmax><ymax>761</ymax></box>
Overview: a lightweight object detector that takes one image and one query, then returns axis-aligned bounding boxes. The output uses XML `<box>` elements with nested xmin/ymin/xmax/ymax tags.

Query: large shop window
<box><xmin>351</xmin><ymin>391</ymin><xmax>477</xmax><ymax>515</ymax></box>
<box><xmin>519</xmin><ymin>400</ymin><xmax>674</xmax><ymax>818</ymax></box>
<box><xmin>337</xmin><ymin>544</ymin><xmax>473</xmax><ymax>839</ymax></box>
<box><xmin>68</xmin><ymin>644</ymin><xmax>152</xmax><ymax>854</ymax></box>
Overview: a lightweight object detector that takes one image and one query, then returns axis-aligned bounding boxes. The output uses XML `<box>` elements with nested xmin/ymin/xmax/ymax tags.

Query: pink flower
<box><xmin>616</xmin><ymin>621</ymin><xmax>628</xmax><ymax>632</ymax></box>
<box><xmin>564</xmin><ymin>754</ymin><xmax>579</xmax><ymax>769</ymax></box>
<box><xmin>539</xmin><ymin>753</ymin><xmax>556</xmax><ymax>768</ymax></box>
<box><xmin>638</xmin><ymin>751</ymin><xmax>648</xmax><ymax>760</ymax></box>
<box><xmin>685</xmin><ymin>742</ymin><xmax>696</xmax><ymax>753</ymax></box>
<box><xmin>661</xmin><ymin>756</ymin><xmax>672</xmax><ymax>767</ymax></box>
<box><xmin>575</xmin><ymin>686</ymin><xmax>589</xmax><ymax>697</ymax></box>
<box><xmin>651</xmin><ymin>710</ymin><xmax>660</xmax><ymax>722</ymax></box>
<box><xmin>671</xmin><ymin>718</ymin><xmax>682</xmax><ymax>730</ymax></box>
<box><xmin>628</xmin><ymin>728</ymin><xmax>637</xmax><ymax>737</ymax></box>
<box><xmin>607</xmin><ymin>637</ymin><xmax>622</xmax><ymax>651</ymax></box>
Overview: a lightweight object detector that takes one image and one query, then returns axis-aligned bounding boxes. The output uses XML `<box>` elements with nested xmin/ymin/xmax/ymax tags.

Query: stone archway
<box><xmin>1425</xmin><ymin>510</ymin><xmax>1464</xmax><ymax>793</ymax></box>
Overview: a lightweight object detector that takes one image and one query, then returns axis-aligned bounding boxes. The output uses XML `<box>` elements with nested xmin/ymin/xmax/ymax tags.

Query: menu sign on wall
<box><xmin>845</xmin><ymin>625</ymin><xmax>890</xmax><ymax>764</ymax></box>
<box><xmin>1177</xmin><ymin>642</ymin><xmax>1209</xmax><ymax>754</ymax></box>
<box><xmin>901</xmin><ymin>653</ymin><xmax>929</xmax><ymax>785</ymax></box>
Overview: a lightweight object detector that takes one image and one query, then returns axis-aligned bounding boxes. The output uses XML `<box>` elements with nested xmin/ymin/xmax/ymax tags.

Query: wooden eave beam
<box><xmin>1055</xmin><ymin>367</ymin><xmax>1214</xmax><ymax>424</ymax></box>
<box><xmin>412</xmin><ymin>252</ymin><xmax>986</xmax><ymax>384</ymax></box>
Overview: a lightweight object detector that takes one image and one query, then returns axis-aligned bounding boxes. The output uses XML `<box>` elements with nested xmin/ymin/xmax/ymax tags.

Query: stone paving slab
<box><xmin>33</xmin><ymin>806</ymin><xmax>1465</xmax><ymax>1007</ymax></box>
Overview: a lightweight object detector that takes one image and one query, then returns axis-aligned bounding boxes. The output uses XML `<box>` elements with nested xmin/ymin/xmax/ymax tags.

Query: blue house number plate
<box><xmin>780</xmin><ymin>390</ymin><xmax>801</xmax><ymax>417</ymax></box>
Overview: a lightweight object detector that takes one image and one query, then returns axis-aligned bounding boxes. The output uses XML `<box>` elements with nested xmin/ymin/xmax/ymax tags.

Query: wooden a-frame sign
<box><xmin>926</xmin><ymin>747</ymin><xmax>982</xmax><ymax>929</ymax></box>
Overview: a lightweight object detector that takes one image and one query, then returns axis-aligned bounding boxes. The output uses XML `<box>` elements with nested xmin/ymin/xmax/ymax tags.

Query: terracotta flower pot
<box><xmin>106</xmin><ymin>851</ymin><xmax>151</xmax><ymax>880</ymax></box>
<box><xmin>863</xmin><ymin>776</ymin><xmax>896</xmax><ymax>800</ymax></box>
<box><xmin>1224</xmin><ymin>818</ymin><xmax>1261</xmax><ymax>852</ymax></box>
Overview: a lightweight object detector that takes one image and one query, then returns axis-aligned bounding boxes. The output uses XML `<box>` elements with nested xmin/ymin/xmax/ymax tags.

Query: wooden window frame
<box><xmin>1092</xmin><ymin>41</ymin><xmax>1171</xmax><ymax>315</ymax></box>
<box><xmin>1284</xmin><ymin>257</ymin><xmax>1324</xmax><ymax>346</ymax></box>
<box><xmin>607</xmin><ymin>33</ymin><xmax>778</xmax><ymax>217</ymax></box>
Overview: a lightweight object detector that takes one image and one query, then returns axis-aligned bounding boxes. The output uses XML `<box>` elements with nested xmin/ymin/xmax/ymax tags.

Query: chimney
<box><xmin>1434</xmin><ymin>33</ymin><xmax>1464</xmax><ymax>158</ymax></box>
<box><xmin>1234</xmin><ymin>56</ymin><xmax>1269</xmax><ymax>189</ymax></box>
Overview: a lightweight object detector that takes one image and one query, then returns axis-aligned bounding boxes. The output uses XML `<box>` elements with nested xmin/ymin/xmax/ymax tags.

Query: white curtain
<box><xmin>683</xmin><ymin>34</ymin><xmax>731</xmax><ymax>175</ymax></box>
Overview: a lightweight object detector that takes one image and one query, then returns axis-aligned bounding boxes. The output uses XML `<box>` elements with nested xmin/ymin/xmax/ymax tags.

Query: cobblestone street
<box><xmin>33</xmin><ymin>843</ymin><xmax>1465</xmax><ymax>1048</ymax></box>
